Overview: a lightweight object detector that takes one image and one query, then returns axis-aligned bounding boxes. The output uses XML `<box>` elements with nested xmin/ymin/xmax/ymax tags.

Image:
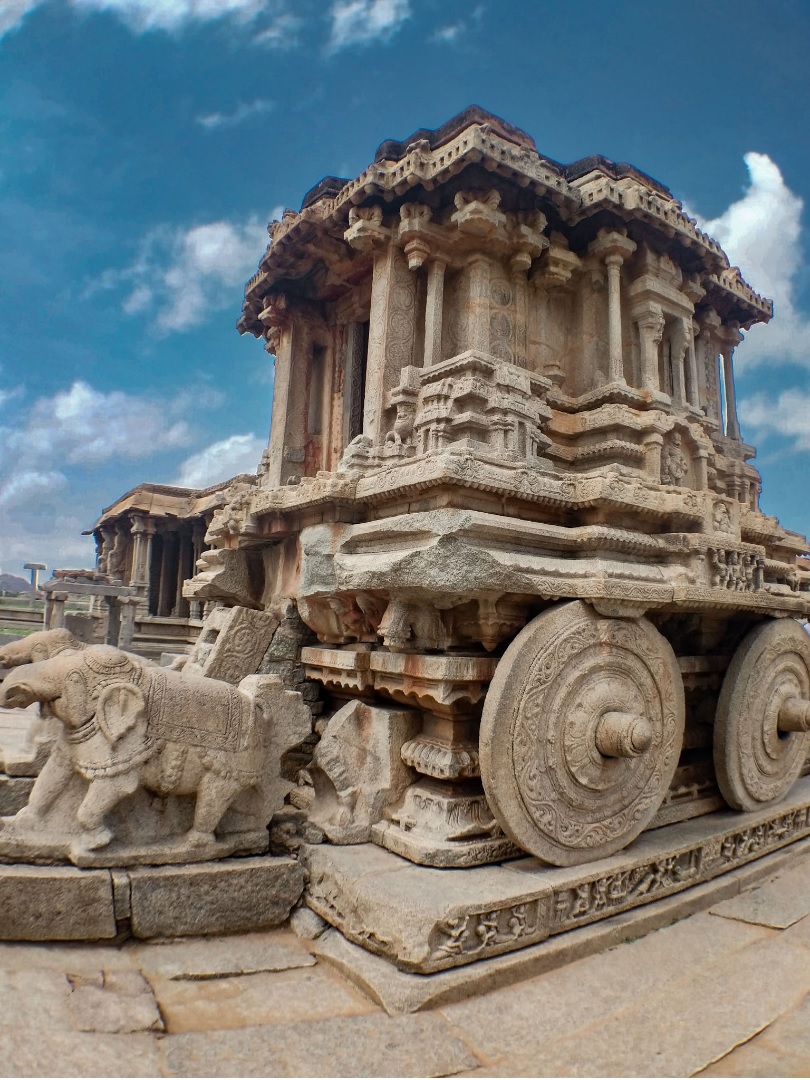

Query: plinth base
<box><xmin>0</xmin><ymin>855</ymin><xmax>304</xmax><ymax>941</ymax></box>
<box><xmin>305</xmin><ymin>775</ymin><xmax>810</xmax><ymax>977</ymax></box>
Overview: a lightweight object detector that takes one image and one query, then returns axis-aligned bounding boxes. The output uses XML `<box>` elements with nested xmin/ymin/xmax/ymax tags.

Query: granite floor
<box><xmin>3</xmin><ymin>851</ymin><xmax>810</xmax><ymax>1077</ymax></box>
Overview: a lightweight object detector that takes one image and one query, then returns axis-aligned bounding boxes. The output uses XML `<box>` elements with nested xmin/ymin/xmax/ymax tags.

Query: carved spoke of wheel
<box><xmin>714</xmin><ymin>619</ymin><xmax>810</xmax><ymax>812</ymax></box>
<box><xmin>479</xmin><ymin>600</ymin><xmax>685</xmax><ymax>867</ymax></box>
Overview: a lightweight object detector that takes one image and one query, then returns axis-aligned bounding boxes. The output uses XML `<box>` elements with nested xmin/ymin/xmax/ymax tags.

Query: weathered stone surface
<box><xmin>699</xmin><ymin>991</ymin><xmax>810</xmax><ymax>1077</ymax></box>
<box><xmin>289</xmin><ymin>906</ymin><xmax>328</xmax><ymax>940</ymax></box>
<box><xmin>183</xmin><ymin>605</ymin><xmax>280</xmax><ymax>682</ymax></box>
<box><xmin>134</xmin><ymin>930</ymin><xmax>315</xmax><ymax>979</ymax></box>
<box><xmin>306</xmin><ymin>784</ymin><xmax>810</xmax><ymax>972</ymax></box>
<box><xmin>161</xmin><ymin>1013</ymin><xmax>479</xmax><ymax>1078</ymax></box>
<box><xmin>308</xmin><ymin>701</ymin><xmax>419</xmax><ymax>843</ymax></box>
<box><xmin>710</xmin><ymin>857</ymin><xmax>810</xmax><ymax>929</ymax></box>
<box><xmin>66</xmin><ymin>970</ymin><xmax>164</xmax><ymax>1033</ymax></box>
<box><xmin>0</xmin><ymin>645</ymin><xmax>309</xmax><ymax>866</ymax></box>
<box><xmin>129</xmin><ymin>857</ymin><xmax>304</xmax><ymax>938</ymax></box>
<box><xmin>0</xmin><ymin>1030</ymin><xmax>163</xmax><ymax>1078</ymax></box>
<box><xmin>150</xmin><ymin>965</ymin><xmax>374</xmax><ymax>1033</ymax></box>
<box><xmin>0</xmin><ymin>865</ymin><xmax>116</xmax><ymax>941</ymax></box>
<box><xmin>0</xmin><ymin>774</ymin><xmax>34</xmax><ymax>814</ymax></box>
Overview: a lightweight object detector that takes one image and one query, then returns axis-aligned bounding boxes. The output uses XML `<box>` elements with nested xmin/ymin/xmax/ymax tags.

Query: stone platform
<box><xmin>305</xmin><ymin>775</ymin><xmax>810</xmax><ymax>976</ymax></box>
<box><xmin>0</xmin><ymin>855</ymin><xmax>303</xmax><ymax>941</ymax></box>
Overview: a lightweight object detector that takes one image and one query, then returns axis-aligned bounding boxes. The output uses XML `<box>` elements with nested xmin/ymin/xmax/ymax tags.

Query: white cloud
<box><xmin>327</xmin><ymin>0</ymin><xmax>409</xmax><ymax>52</ymax></box>
<box><xmin>739</xmin><ymin>389</ymin><xmax>810</xmax><ymax>454</ymax></box>
<box><xmin>175</xmin><ymin>433</ymin><xmax>266</xmax><ymax>487</ymax></box>
<box><xmin>197</xmin><ymin>98</ymin><xmax>275</xmax><ymax>131</ymax></box>
<box><xmin>3</xmin><ymin>381</ymin><xmax>192</xmax><ymax>469</ymax></box>
<box><xmin>430</xmin><ymin>22</ymin><xmax>462</xmax><ymax>44</ymax></box>
<box><xmin>254</xmin><ymin>10</ymin><xmax>302</xmax><ymax>47</ymax></box>
<box><xmin>0</xmin><ymin>379</ymin><xmax>210</xmax><ymax>574</ymax></box>
<box><xmin>70</xmin><ymin>0</ymin><xmax>267</xmax><ymax>32</ymax></box>
<box><xmin>696</xmin><ymin>153</ymin><xmax>810</xmax><ymax>370</ymax></box>
<box><xmin>0</xmin><ymin>0</ymin><xmax>42</xmax><ymax>40</ymax></box>
<box><xmin>92</xmin><ymin>216</ymin><xmax>267</xmax><ymax>334</ymax></box>
<box><xmin>1</xmin><ymin>0</ymin><xmax>300</xmax><ymax>42</ymax></box>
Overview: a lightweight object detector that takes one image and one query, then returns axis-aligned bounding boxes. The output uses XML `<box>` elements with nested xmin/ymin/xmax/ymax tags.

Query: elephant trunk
<box><xmin>0</xmin><ymin>677</ymin><xmax>40</xmax><ymax>710</ymax></box>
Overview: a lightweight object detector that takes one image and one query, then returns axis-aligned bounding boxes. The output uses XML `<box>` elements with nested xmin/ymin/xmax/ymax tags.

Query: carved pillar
<box><xmin>423</xmin><ymin>257</ymin><xmax>447</xmax><ymax>367</ymax></box>
<box><xmin>158</xmin><ymin>530</ymin><xmax>174</xmax><ymax>617</ymax></box>
<box><xmin>590</xmin><ymin>231</ymin><xmax>636</xmax><ymax>384</ymax></box>
<box><xmin>636</xmin><ymin>305</ymin><xmax>665</xmax><ymax>393</ymax></box>
<box><xmin>642</xmin><ymin>432</ymin><xmax>664</xmax><ymax>484</ymax></box>
<box><xmin>142</xmin><ymin>518</ymin><xmax>155</xmax><ymax>614</ymax></box>
<box><xmin>363</xmin><ymin>242</ymin><xmax>417</xmax><ymax>443</ymax></box>
<box><xmin>695</xmin><ymin>448</ymin><xmax>709</xmax><ymax>490</ymax></box>
<box><xmin>670</xmin><ymin>319</ymin><xmax>689</xmax><ymax>407</ymax></box>
<box><xmin>466</xmin><ymin>254</ymin><xmax>491</xmax><ymax>355</ymax></box>
<box><xmin>721</xmin><ymin>326</ymin><xmax>743</xmax><ymax>440</ymax></box>
<box><xmin>129</xmin><ymin>514</ymin><xmax>148</xmax><ymax>590</ymax></box>
<box><xmin>175</xmin><ymin>530</ymin><xmax>190</xmax><ymax>619</ymax></box>
<box><xmin>686</xmin><ymin>319</ymin><xmax>700</xmax><ymax>408</ymax></box>
<box><xmin>510</xmin><ymin>250</ymin><xmax>531</xmax><ymax>369</ymax></box>
<box><xmin>697</xmin><ymin>309</ymin><xmax>722</xmax><ymax>422</ymax></box>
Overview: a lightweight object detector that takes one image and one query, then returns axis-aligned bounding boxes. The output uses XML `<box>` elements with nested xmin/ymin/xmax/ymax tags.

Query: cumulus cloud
<box><xmin>696</xmin><ymin>153</ymin><xmax>810</xmax><ymax>371</ymax></box>
<box><xmin>739</xmin><ymin>390</ymin><xmax>810</xmax><ymax>454</ymax></box>
<box><xmin>92</xmin><ymin>216</ymin><xmax>267</xmax><ymax>333</ymax></box>
<box><xmin>174</xmin><ymin>433</ymin><xmax>266</xmax><ymax>487</ymax></box>
<box><xmin>2</xmin><ymin>381</ymin><xmax>192</xmax><ymax>471</ymax></box>
<box><xmin>0</xmin><ymin>379</ymin><xmax>209</xmax><ymax>573</ymax></box>
<box><xmin>196</xmin><ymin>98</ymin><xmax>275</xmax><ymax>131</ymax></box>
<box><xmin>429</xmin><ymin>5</ymin><xmax>483</xmax><ymax>45</ymax></box>
<box><xmin>327</xmin><ymin>0</ymin><xmax>409</xmax><ymax>52</ymax></box>
<box><xmin>1</xmin><ymin>0</ymin><xmax>301</xmax><ymax>42</ymax></box>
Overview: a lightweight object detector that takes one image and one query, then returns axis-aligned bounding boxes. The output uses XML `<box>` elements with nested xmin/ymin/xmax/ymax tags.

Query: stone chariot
<box><xmin>186</xmin><ymin>108</ymin><xmax>810</xmax><ymax>982</ymax></box>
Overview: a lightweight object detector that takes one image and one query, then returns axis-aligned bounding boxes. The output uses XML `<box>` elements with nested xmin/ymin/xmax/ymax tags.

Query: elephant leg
<box><xmin>76</xmin><ymin>772</ymin><xmax>139</xmax><ymax>850</ymax></box>
<box><xmin>187</xmin><ymin>771</ymin><xmax>243</xmax><ymax>847</ymax></box>
<box><xmin>13</xmin><ymin>745</ymin><xmax>74</xmax><ymax>827</ymax></box>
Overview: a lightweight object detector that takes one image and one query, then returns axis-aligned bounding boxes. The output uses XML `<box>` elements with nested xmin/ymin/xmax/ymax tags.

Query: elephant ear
<box><xmin>96</xmin><ymin>682</ymin><xmax>147</xmax><ymax>745</ymax></box>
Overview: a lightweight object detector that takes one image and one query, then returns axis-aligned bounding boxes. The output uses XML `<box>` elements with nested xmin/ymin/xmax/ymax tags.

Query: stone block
<box><xmin>308</xmin><ymin>701</ymin><xmax>420</xmax><ymax>843</ymax></box>
<box><xmin>66</xmin><ymin>971</ymin><xmax>164</xmax><ymax>1033</ymax></box>
<box><xmin>161</xmin><ymin>1012</ymin><xmax>478</xmax><ymax>1078</ymax></box>
<box><xmin>0</xmin><ymin>774</ymin><xmax>34</xmax><ymax>815</ymax></box>
<box><xmin>184</xmin><ymin>605</ymin><xmax>280</xmax><ymax>683</ymax></box>
<box><xmin>134</xmin><ymin>930</ymin><xmax>315</xmax><ymax>979</ymax></box>
<box><xmin>0</xmin><ymin>865</ymin><xmax>116</xmax><ymax>941</ymax></box>
<box><xmin>128</xmin><ymin>857</ymin><xmax>304</xmax><ymax>939</ymax></box>
<box><xmin>149</xmin><ymin>965</ymin><xmax>374</xmax><ymax>1033</ymax></box>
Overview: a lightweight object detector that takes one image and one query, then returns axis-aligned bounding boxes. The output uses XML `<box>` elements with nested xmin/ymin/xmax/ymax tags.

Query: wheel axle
<box><xmin>595</xmin><ymin>712</ymin><xmax>654</xmax><ymax>758</ymax></box>
<box><xmin>778</xmin><ymin>697</ymin><xmax>810</xmax><ymax>733</ymax></box>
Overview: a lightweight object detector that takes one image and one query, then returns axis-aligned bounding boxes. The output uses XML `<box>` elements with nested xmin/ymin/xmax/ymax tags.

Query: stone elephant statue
<box><xmin>0</xmin><ymin>644</ymin><xmax>310</xmax><ymax>855</ymax></box>
<box><xmin>0</xmin><ymin>628</ymin><xmax>85</xmax><ymax>669</ymax></box>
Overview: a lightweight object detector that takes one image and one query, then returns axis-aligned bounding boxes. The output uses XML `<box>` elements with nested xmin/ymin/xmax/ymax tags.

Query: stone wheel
<box><xmin>479</xmin><ymin>600</ymin><xmax>685</xmax><ymax>867</ymax></box>
<box><xmin>714</xmin><ymin>619</ymin><xmax>810</xmax><ymax>812</ymax></box>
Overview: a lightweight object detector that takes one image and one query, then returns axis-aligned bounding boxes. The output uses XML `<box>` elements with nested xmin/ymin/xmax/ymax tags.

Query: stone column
<box><xmin>695</xmin><ymin>448</ymin><xmax>709</xmax><ymax>490</ymax></box>
<box><xmin>686</xmin><ymin>319</ymin><xmax>700</xmax><ymax>408</ymax></box>
<box><xmin>129</xmin><ymin>514</ymin><xmax>148</xmax><ymax>591</ymax></box>
<box><xmin>423</xmin><ymin>257</ymin><xmax>447</xmax><ymax>367</ymax></box>
<box><xmin>466</xmin><ymin>254</ymin><xmax>491</xmax><ymax>355</ymax></box>
<box><xmin>118</xmin><ymin>597</ymin><xmax>138</xmax><ymax>650</ymax></box>
<box><xmin>721</xmin><ymin>326</ymin><xmax>743</xmax><ymax>439</ymax></box>
<box><xmin>363</xmin><ymin>242</ymin><xmax>417</xmax><ymax>443</ymax></box>
<box><xmin>510</xmin><ymin>250</ymin><xmax>531</xmax><ymax>369</ymax></box>
<box><xmin>636</xmin><ymin>305</ymin><xmax>665</xmax><ymax>393</ymax></box>
<box><xmin>175</xmin><ymin>530</ymin><xmax>189</xmax><ymax>618</ymax></box>
<box><xmin>670</xmin><ymin>319</ymin><xmax>688</xmax><ymax>407</ymax></box>
<box><xmin>45</xmin><ymin>592</ymin><xmax>68</xmax><ymax>629</ymax></box>
<box><xmin>590</xmin><ymin>231</ymin><xmax>636</xmax><ymax>385</ymax></box>
<box><xmin>158</xmin><ymin>530</ymin><xmax>175</xmax><ymax>617</ymax></box>
<box><xmin>142</xmin><ymin>518</ymin><xmax>156</xmax><ymax>614</ymax></box>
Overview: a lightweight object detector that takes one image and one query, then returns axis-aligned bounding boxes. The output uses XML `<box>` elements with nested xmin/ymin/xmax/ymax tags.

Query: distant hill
<box><xmin>0</xmin><ymin>573</ymin><xmax>34</xmax><ymax>594</ymax></box>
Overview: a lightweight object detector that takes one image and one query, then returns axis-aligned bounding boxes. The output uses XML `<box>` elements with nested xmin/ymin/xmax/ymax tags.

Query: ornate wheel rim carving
<box><xmin>480</xmin><ymin>601</ymin><xmax>684</xmax><ymax>866</ymax></box>
<box><xmin>714</xmin><ymin>619</ymin><xmax>810</xmax><ymax>812</ymax></box>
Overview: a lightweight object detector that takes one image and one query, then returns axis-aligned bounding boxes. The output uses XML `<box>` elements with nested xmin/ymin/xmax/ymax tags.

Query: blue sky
<box><xmin>2</xmin><ymin>0</ymin><xmax>810</xmax><ymax>574</ymax></box>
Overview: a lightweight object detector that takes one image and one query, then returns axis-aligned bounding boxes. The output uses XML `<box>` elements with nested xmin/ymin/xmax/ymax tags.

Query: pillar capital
<box><xmin>590</xmin><ymin>228</ymin><xmax>637</xmax><ymax>264</ymax></box>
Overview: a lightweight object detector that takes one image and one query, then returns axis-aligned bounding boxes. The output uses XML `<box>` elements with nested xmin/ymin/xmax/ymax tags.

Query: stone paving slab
<box><xmin>148</xmin><ymin>965</ymin><xmax>375</xmax><ymax>1033</ymax></box>
<box><xmin>0</xmin><ymin>1030</ymin><xmax>163</xmax><ymax>1078</ymax></box>
<box><xmin>133</xmin><ymin>929</ymin><xmax>315</xmax><ymax>979</ymax></box>
<box><xmin>160</xmin><ymin>1013</ymin><xmax>480</xmax><ymax>1078</ymax></box>
<box><xmin>710</xmin><ymin>849</ymin><xmax>810</xmax><ymax>929</ymax></box>
<box><xmin>438</xmin><ymin>910</ymin><xmax>769</xmax><ymax>1070</ymax></box>
<box><xmin>699</xmin><ymin>989</ymin><xmax>810</xmax><ymax>1077</ymax></box>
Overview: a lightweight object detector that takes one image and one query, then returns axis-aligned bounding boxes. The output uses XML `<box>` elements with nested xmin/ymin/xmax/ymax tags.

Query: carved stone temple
<box><xmin>5</xmin><ymin>107</ymin><xmax>810</xmax><ymax>981</ymax></box>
